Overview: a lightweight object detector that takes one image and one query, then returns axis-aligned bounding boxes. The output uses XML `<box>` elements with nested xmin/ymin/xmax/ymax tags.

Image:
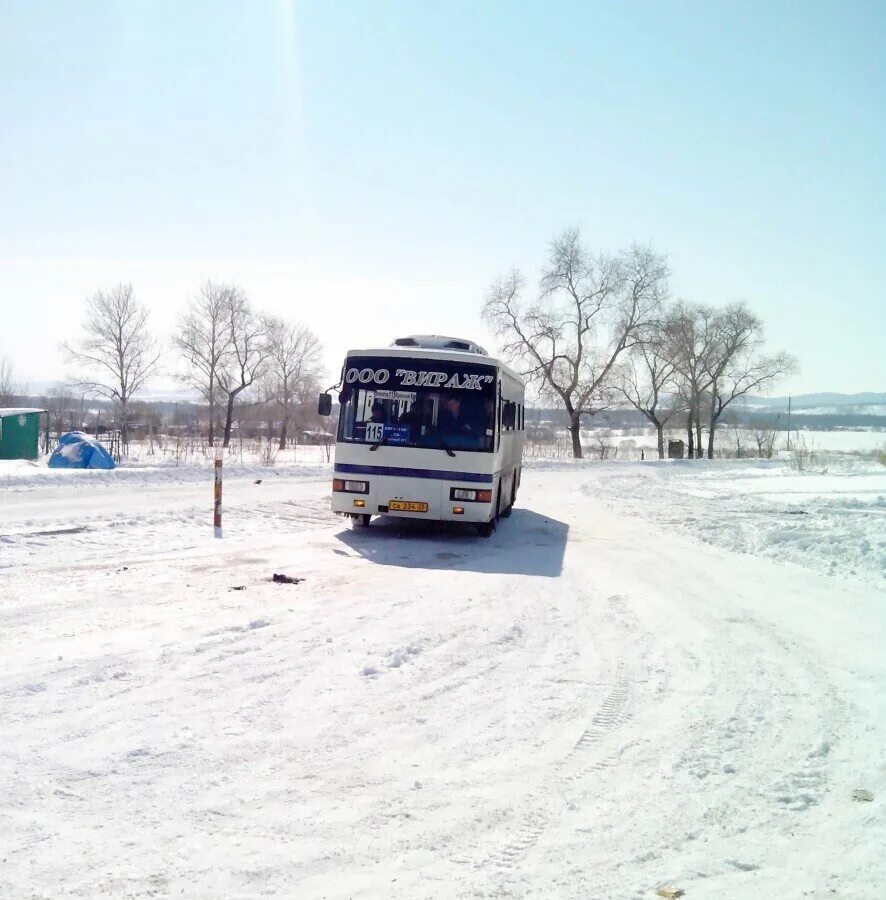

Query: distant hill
<box><xmin>22</xmin><ymin>380</ymin><xmax>201</xmax><ymax>404</ymax></box>
<box><xmin>528</xmin><ymin>391</ymin><xmax>886</xmax><ymax>432</ymax></box>
<box><xmin>745</xmin><ymin>392</ymin><xmax>886</xmax><ymax>416</ymax></box>
<box><xmin>14</xmin><ymin>382</ymin><xmax>886</xmax><ymax>430</ymax></box>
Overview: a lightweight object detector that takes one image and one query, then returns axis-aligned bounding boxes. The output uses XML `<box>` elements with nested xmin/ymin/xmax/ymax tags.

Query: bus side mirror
<box><xmin>318</xmin><ymin>393</ymin><xmax>332</xmax><ymax>417</ymax></box>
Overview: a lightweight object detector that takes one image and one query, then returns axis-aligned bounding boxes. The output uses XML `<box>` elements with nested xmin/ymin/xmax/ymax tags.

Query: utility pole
<box><xmin>214</xmin><ymin>454</ymin><xmax>223</xmax><ymax>538</ymax></box>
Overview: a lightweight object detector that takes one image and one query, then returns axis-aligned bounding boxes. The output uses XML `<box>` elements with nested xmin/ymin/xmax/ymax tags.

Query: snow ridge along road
<box><xmin>1</xmin><ymin>460</ymin><xmax>883</xmax><ymax>898</ymax></box>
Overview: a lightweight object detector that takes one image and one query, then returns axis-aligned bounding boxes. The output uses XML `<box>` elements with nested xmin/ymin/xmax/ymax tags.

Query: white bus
<box><xmin>319</xmin><ymin>335</ymin><xmax>525</xmax><ymax>536</ymax></box>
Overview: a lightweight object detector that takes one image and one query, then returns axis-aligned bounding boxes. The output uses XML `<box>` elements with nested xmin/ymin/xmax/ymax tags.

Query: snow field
<box><xmin>1</xmin><ymin>459</ymin><xmax>884</xmax><ymax>898</ymax></box>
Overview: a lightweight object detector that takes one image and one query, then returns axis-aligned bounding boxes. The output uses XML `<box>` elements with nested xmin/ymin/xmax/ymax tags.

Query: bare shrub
<box><xmin>258</xmin><ymin>438</ymin><xmax>278</xmax><ymax>467</ymax></box>
<box><xmin>789</xmin><ymin>433</ymin><xmax>814</xmax><ymax>471</ymax></box>
<box><xmin>0</xmin><ymin>356</ymin><xmax>27</xmax><ymax>404</ymax></box>
<box><xmin>593</xmin><ymin>431</ymin><xmax>613</xmax><ymax>460</ymax></box>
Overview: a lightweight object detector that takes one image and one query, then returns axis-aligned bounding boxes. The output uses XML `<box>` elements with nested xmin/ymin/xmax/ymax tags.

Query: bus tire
<box><xmin>478</xmin><ymin>485</ymin><xmax>501</xmax><ymax>536</ymax></box>
<box><xmin>354</xmin><ymin>514</ymin><xmax>371</xmax><ymax>527</ymax></box>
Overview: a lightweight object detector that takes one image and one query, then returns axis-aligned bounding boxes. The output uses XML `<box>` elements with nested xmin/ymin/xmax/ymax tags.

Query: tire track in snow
<box><xmin>572</xmin><ymin>661</ymin><xmax>630</xmax><ymax>751</ymax></box>
<box><xmin>590</xmin><ymin>604</ymin><xmax>853</xmax><ymax>894</ymax></box>
<box><xmin>465</xmin><ymin>594</ymin><xmax>653</xmax><ymax>888</ymax></box>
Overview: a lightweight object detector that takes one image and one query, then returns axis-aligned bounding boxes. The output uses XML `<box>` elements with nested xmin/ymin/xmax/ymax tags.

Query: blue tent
<box><xmin>48</xmin><ymin>431</ymin><xmax>116</xmax><ymax>470</ymax></box>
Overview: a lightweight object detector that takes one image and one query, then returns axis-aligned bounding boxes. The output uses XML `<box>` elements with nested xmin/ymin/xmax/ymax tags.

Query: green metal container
<box><xmin>0</xmin><ymin>408</ymin><xmax>45</xmax><ymax>460</ymax></box>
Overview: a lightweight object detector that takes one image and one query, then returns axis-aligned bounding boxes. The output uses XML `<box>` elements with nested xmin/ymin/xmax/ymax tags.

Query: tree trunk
<box><xmin>223</xmin><ymin>393</ymin><xmax>235</xmax><ymax>447</ymax></box>
<box><xmin>278</xmin><ymin>416</ymin><xmax>288</xmax><ymax>451</ymax></box>
<box><xmin>569</xmin><ymin>417</ymin><xmax>583</xmax><ymax>459</ymax></box>
<box><xmin>119</xmin><ymin>400</ymin><xmax>128</xmax><ymax>454</ymax></box>
<box><xmin>707</xmin><ymin>394</ymin><xmax>718</xmax><ymax>459</ymax></box>
<box><xmin>207</xmin><ymin>396</ymin><xmax>215</xmax><ymax>447</ymax></box>
<box><xmin>695</xmin><ymin>415</ymin><xmax>703</xmax><ymax>460</ymax></box>
<box><xmin>686</xmin><ymin>414</ymin><xmax>694</xmax><ymax>459</ymax></box>
<box><xmin>656</xmin><ymin>424</ymin><xmax>665</xmax><ymax>459</ymax></box>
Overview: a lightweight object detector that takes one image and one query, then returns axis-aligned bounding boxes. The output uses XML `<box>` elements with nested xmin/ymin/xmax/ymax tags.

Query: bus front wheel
<box><xmin>478</xmin><ymin>485</ymin><xmax>502</xmax><ymax>536</ymax></box>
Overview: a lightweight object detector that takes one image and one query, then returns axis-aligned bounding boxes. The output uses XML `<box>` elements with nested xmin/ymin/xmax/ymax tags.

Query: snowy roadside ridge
<box><xmin>0</xmin><ymin>459</ymin><xmax>331</xmax><ymax>491</ymax></box>
<box><xmin>580</xmin><ymin>461</ymin><xmax>886</xmax><ymax>588</ymax></box>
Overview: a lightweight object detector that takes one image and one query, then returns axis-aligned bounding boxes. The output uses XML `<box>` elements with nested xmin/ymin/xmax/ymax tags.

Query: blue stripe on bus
<box><xmin>334</xmin><ymin>463</ymin><xmax>495</xmax><ymax>484</ymax></box>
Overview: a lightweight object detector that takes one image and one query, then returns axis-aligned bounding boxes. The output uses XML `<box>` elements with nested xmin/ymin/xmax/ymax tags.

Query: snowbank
<box><xmin>581</xmin><ymin>459</ymin><xmax>886</xmax><ymax>588</ymax></box>
<box><xmin>0</xmin><ymin>457</ymin><xmax>331</xmax><ymax>491</ymax></box>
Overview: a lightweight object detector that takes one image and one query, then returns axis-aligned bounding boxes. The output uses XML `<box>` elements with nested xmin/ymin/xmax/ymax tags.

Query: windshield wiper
<box><xmin>438</xmin><ymin>437</ymin><xmax>456</xmax><ymax>458</ymax></box>
<box><xmin>369</xmin><ymin>434</ymin><xmax>390</xmax><ymax>452</ymax></box>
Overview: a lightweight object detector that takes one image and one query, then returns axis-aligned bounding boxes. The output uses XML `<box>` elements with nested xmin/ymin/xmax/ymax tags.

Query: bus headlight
<box><xmin>333</xmin><ymin>479</ymin><xmax>369</xmax><ymax>494</ymax></box>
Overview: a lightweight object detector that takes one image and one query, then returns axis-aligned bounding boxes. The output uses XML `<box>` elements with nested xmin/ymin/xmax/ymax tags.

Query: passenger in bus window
<box><xmin>369</xmin><ymin>401</ymin><xmax>385</xmax><ymax>423</ymax></box>
<box><xmin>438</xmin><ymin>395</ymin><xmax>468</xmax><ymax>435</ymax></box>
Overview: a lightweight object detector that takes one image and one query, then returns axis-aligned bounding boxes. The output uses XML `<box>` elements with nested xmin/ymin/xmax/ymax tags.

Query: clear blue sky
<box><xmin>1</xmin><ymin>0</ymin><xmax>883</xmax><ymax>395</ymax></box>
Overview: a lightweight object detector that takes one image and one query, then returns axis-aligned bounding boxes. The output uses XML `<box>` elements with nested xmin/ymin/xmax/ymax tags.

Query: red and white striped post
<box><xmin>213</xmin><ymin>457</ymin><xmax>223</xmax><ymax>538</ymax></box>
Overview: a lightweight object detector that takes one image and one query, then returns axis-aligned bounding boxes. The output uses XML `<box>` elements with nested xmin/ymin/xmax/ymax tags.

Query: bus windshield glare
<box><xmin>337</xmin><ymin>356</ymin><xmax>497</xmax><ymax>452</ymax></box>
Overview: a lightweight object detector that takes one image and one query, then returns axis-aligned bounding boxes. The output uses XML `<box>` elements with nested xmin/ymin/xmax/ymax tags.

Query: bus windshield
<box><xmin>337</xmin><ymin>356</ymin><xmax>497</xmax><ymax>452</ymax></box>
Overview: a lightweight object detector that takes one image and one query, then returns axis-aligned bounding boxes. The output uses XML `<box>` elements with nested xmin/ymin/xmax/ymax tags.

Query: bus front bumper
<box><xmin>331</xmin><ymin>474</ymin><xmax>495</xmax><ymax>523</ymax></box>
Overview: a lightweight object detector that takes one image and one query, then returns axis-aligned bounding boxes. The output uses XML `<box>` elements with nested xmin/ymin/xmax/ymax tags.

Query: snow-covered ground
<box><xmin>781</xmin><ymin>430</ymin><xmax>886</xmax><ymax>453</ymax></box>
<box><xmin>583</xmin><ymin>458</ymin><xmax>886</xmax><ymax>589</ymax></box>
<box><xmin>1</xmin><ymin>456</ymin><xmax>884</xmax><ymax>898</ymax></box>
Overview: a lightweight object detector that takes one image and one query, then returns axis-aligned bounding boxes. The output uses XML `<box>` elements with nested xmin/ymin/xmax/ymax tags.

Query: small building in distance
<box><xmin>668</xmin><ymin>439</ymin><xmax>685</xmax><ymax>459</ymax></box>
<box><xmin>0</xmin><ymin>408</ymin><xmax>46</xmax><ymax>460</ymax></box>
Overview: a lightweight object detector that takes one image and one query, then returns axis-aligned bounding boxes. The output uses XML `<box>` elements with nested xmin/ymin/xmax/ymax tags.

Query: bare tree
<box><xmin>592</xmin><ymin>430</ymin><xmax>613</xmax><ymax>459</ymax></box>
<box><xmin>662</xmin><ymin>303</ymin><xmax>719</xmax><ymax>459</ymax></box>
<box><xmin>216</xmin><ymin>289</ymin><xmax>270</xmax><ymax>448</ymax></box>
<box><xmin>483</xmin><ymin>229</ymin><xmax>668</xmax><ymax>458</ymax></box>
<box><xmin>62</xmin><ymin>284</ymin><xmax>161</xmax><ymax>446</ymax></box>
<box><xmin>41</xmin><ymin>384</ymin><xmax>77</xmax><ymax>436</ymax></box>
<box><xmin>750</xmin><ymin>417</ymin><xmax>780</xmax><ymax>459</ymax></box>
<box><xmin>174</xmin><ymin>280</ymin><xmax>235</xmax><ymax>447</ymax></box>
<box><xmin>0</xmin><ymin>356</ymin><xmax>27</xmax><ymax>405</ymax></box>
<box><xmin>701</xmin><ymin>302</ymin><xmax>797</xmax><ymax>457</ymax></box>
<box><xmin>620</xmin><ymin>332</ymin><xmax>679</xmax><ymax>459</ymax></box>
<box><xmin>263</xmin><ymin>317</ymin><xmax>324</xmax><ymax>449</ymax></box>
<box><xmin>722</xmin><ymin>411</ymin><xmax>745</xmax><ymax>458</ymax></box>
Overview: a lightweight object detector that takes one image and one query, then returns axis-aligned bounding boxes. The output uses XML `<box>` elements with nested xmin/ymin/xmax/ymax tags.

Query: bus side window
<box><xmin>502</xmin><ymin>400</ymin><xmax>516</xmax><ymax>431</ymax></box>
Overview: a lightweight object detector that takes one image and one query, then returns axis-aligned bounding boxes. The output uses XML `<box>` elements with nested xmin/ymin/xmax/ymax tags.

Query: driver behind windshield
<box><xmin>437</xmin><ymin>393</ymin><xmax>488</xmax><ymax>446</ymax></box>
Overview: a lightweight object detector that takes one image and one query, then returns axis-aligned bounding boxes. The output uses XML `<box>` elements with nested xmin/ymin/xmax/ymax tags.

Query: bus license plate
<box><xmin>389</xmin><ymin>500</ymin><xmax>428</xmax><ymax>512</ymax></box>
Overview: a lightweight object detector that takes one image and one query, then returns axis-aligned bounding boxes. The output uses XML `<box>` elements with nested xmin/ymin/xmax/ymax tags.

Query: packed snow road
<box><xmin>1</xmin><ymin>462</ymin><xmax>883</xmax><ymax>899</ymax></box>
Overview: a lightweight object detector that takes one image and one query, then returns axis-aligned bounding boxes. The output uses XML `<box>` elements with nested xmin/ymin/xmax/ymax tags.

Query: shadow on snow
<box><xmin>334</xmin><ymin>506</ymin><xmax>568</xmax><ymax>577</ymax></box>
